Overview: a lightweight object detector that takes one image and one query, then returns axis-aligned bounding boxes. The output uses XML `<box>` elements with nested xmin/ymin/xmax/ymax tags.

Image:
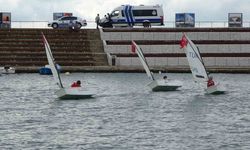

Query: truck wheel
<box><xmin>52</xmin><ymin>23</ymin><xmax>58</xmax><ymax>29</ymax></box>
<box><xmin>143</xmin><ymin>21</ymin><xmax>151</xmax><ymax>28</ymax></box>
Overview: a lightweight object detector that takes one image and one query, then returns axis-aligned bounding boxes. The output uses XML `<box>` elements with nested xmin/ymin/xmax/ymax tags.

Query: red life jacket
<box><xmin>207</xmin><ymin>79</ymin><xmax>215</xmax><ymax>87</ymax></box>
<box><xmin>71</xmin><ymin>82</ymin><xmax>81</xmax><ymax>87</ymax></box>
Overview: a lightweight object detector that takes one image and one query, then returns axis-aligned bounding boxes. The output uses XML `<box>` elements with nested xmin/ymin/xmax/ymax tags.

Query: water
<box><xmin>0</xmin><ymin>73</ymin><xmax>250</xmax><ymax>150</ymax></box>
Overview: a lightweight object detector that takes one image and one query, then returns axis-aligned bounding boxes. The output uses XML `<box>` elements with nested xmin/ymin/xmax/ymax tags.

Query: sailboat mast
<box><xmin>185</xmin><ymin>35</ymin><xmax>209</xmax><ymax>79</ymax></box>
<box><xmin>46</xmin><ymin>43</ymin><xmax>64</xmax><ymax>88</ymax></box>
<box><xmin>42</xmin><ymin>32</ymin><xmax>64</xmax><ymax>88</ymax></box>
<box><xmin>132</xmin><ymin>41</ymin><xmax>155</xmax><ymax>81</ymax></box>
<box><xmin>138</xmin><ymin>47</ymin><xmax>155</xmax><ymax>80</ymax></box>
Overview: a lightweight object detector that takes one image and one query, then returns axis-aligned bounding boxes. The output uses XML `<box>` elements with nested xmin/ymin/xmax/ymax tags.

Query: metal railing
<box><xmin>9</xmin><ymin>21</ymin><xmax>250</xmax><ymax>29</ymax></box>
<box><xmin>11</xmin><ymin>21</ymin><xmax>49</xmax><ymax>28</ymax></box>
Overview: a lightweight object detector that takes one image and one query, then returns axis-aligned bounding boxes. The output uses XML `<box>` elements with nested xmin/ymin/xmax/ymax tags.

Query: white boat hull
<box><xmin>148</xmin><ymin>79</ymin><xmax>182</xmax><ymax>92</ymax></box>
<box><xmin>205</xmin><ymin>83</ymin><xmax>226</xmax><ymax>95</ymax></box>
<box><xmin>0</xmin><ymin>67</ymin><xmax>15</xmax><ymax>74</ymax></box>
<box><xmin>56</xmin><ymin>87</ymin><xmax>95</xmax><ymax>99</ymax></box>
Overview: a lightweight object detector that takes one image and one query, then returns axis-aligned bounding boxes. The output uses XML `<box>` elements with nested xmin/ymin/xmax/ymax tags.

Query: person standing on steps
<box><xmin>95</xmin><ymin>14</ymin><xmax>100</xmax><ymax>29</ymax></box>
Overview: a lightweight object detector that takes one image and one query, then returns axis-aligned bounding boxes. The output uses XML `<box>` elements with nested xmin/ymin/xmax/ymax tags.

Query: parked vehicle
<box><xmin>99</xmin><ymin>4</ymin><xmax>164</xmax><ymax>28</ymax></box>
<box><xmin>48</xmin><ymin>16</ymin><xmax>87</xmax><ymax>29</ymax></box>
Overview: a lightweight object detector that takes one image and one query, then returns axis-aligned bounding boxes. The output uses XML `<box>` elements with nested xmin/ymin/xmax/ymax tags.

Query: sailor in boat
<box><xmin>207</xmin><ymin>76</ymin><xmax>215</xmax><ymax>87</ymax></box>
<box><xmin>4</xmin><ymin>66</ymin><xmax>10</xmax><ymax>73</ymax></box>
<box><xmin>54</xmin><ymin>60</ymin><xmax>61</xmax><ymax>72</ymax></box>
<box><xmin>71</xmin><ymin>80</ymin><xmax>82</xmax><ymax>88</ymax></box>
<box><xmin>163</xmin><ymin>75</ymin><xmax>168</xmax><ymax>83</ymax></box>
<box><xmin>55</xmin><ymin>63</ymin><xmax>61</xmax><ymax>73</ymax></box>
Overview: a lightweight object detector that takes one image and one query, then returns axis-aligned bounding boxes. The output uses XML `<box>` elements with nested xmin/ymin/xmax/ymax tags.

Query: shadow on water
<box><xmin>54</xmin><ymin>96</ymin><xmax>96</xmax><ymax>102</ymax></box>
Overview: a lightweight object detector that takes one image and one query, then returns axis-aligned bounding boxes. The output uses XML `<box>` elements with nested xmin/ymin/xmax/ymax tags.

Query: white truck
<box><xmin>99</xmin><ymin>5</ymin><xmax>164</xmax><ymax>28</ymax></box>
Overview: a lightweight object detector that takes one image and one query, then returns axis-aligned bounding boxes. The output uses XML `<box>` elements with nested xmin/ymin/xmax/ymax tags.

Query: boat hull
<box><xmin>0</xmin><ymin>67</ymin><xmax>15</xmax><ymax>74</ymax></box>
<box><xmin>205</xmin><ymin>83</ymin><xmax>226</xmax><ymax>95</ymax></box>
<box><xmin>148</xmin><ymin>79</ymin><xmax>182</xmax><ymax>92</ymax></box>
<box><xmin>39</xmin><ymin>67</ymin><xmax>52</xmax><ymax>75</ymax></box>
<box><xmin>56</xmin><ymin>88</ymin><xmax>94</xmax><ymax>100</ymax></box>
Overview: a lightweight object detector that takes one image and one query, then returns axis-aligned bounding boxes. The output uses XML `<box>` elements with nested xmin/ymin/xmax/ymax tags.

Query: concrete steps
<box><xmin>0</xmin><ymin>29</ymin><xmax>108</xmax><ymax>68</ymax></box>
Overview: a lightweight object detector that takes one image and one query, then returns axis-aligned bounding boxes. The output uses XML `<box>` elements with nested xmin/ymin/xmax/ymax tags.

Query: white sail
<box><xmin>42</xmin><ymin>33</ymin><xmax>64</xmax><ymax>88</ymax></box>
<box><xmin>131</xmin><ymin>41</ymin><xmax>154</xmax><ymax>80</ymax></box>
<box><xmin>181</xmin><ymin>34</ymin><xmax>208</xmax><ymax>82</ymax></box>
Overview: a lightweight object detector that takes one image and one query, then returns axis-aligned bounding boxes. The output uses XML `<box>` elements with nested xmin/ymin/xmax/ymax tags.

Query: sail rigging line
<box><xmin>196</xmin><ymin>46</ymin><xmax>209</xmax><ymax>78</ymax></box>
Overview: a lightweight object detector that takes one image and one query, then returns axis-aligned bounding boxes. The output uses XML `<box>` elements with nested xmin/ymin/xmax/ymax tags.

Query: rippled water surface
<box><xmin>1</xmin><ymin>73</ymin><xmax>250</xmax><ymax>149</ymax></box>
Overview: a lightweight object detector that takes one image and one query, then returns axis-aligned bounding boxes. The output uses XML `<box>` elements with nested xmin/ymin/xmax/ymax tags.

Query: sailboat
<box><xmin>180</xmin><ymin>33</ymin><xmax>226</xmax><ymax>94</ymax></box>
<box><xmin>131</xmin><ymin>41</ymin><xmax>182</xmax><ymax>91</ymax></box>
<box><xmin>42</xmin><ymin>33</ymin><xmax>95</xmax><ymax>99</ymax></box>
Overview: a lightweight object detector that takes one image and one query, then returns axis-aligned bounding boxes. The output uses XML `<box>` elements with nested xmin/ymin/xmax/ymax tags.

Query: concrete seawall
<box><xmin>2</xmin><ymin>28</ymin><xmax>250</xmax><ymax>73</ymax></box>
<box><xmin>15</xmin><ymin>66</ymin><xmax>250</xmax><ymax>73</ymax></box>
<box><xmin>101</xmin><ymin>28</ymin><xmax>250</xmax><ymax>73</ymax></box>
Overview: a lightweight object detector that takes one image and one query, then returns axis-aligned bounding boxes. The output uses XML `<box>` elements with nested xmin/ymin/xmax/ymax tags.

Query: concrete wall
<box><xmin>100</xmin><ymin>28</ymin><xmax>250</xmax><ymax>69</ymax></box>
<box><xmin>101</xmin><ymin>30</ymin><xmax>250</xmax><ymax>41</ymax></box>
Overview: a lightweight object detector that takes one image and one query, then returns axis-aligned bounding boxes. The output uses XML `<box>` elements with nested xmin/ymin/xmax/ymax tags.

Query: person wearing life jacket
<box><xmin>207</xmin><ymin>76</ymin><xmax>215</xmax><ymax>87</ymax></box>
<box><xmin>163</xmin><ymin>75</ymin><xmax>167</xmax><ymax>80</ymax></box>
<box><xmin>163</xmin><ymin>75</ymin><xmax>168</xmax><ymax>83</ymax></box>
<box><xmin>71</xmin><ymin>80</ymin><xmax>81</xmax><ymax>88</ymax></box>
